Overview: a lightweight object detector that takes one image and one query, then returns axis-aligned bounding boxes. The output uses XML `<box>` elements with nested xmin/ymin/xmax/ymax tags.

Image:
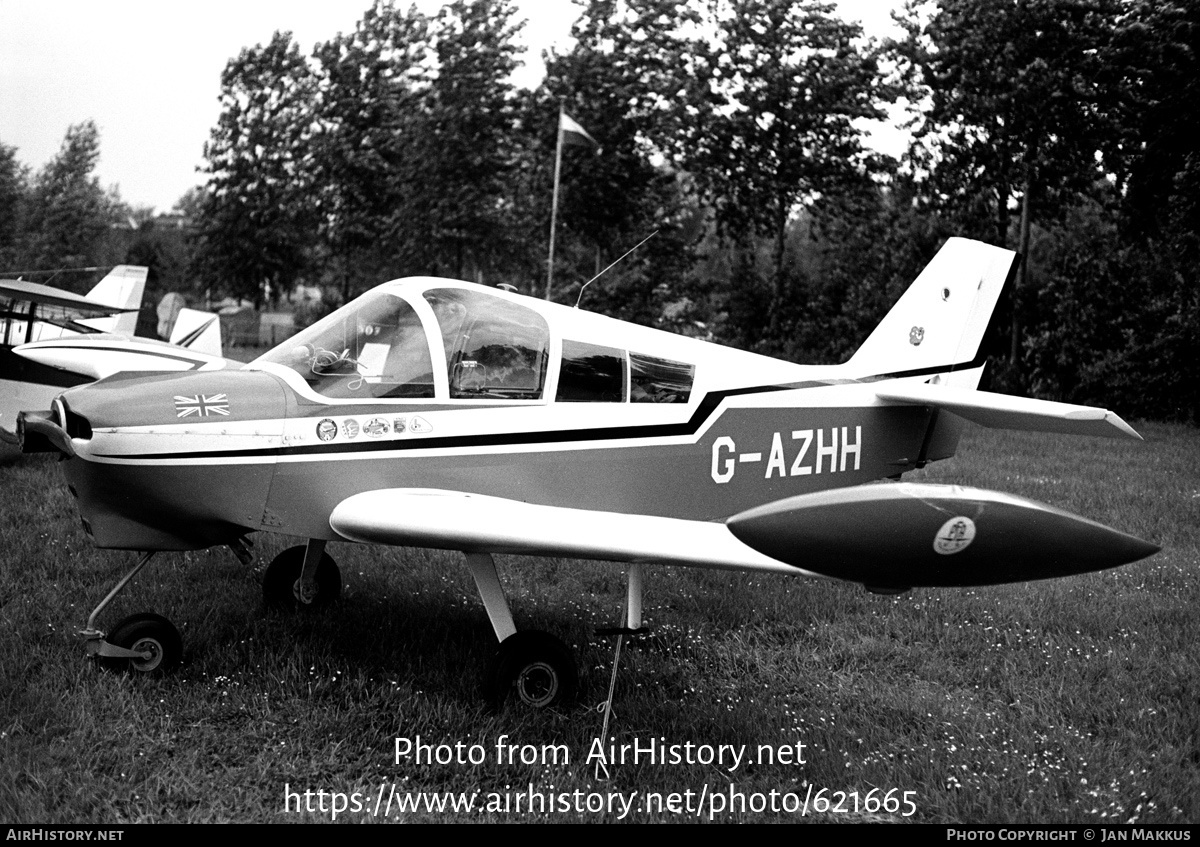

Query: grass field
<box><xmin>1</xmin><ymin>422</ymin><xmax>1197</xmax><ymax>823</ymax></box>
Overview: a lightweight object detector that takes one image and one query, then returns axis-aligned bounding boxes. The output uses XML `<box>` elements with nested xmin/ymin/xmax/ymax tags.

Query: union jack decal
<box><xmin>174</xmin><ymin>394</ymin><xmax>230</xmax><ymax>418</ymax></box>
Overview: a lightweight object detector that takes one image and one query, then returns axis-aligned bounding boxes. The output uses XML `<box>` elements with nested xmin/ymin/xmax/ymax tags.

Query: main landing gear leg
<box><xmin>596</xmin><ymin>563</ymin><xmax>650</xmax><ymax>637</ymax></box>
<box><xmin>82</xmin><ymin>552</ymin><xmax>183</xmax><ymax>675</ymax></box>
<box><xmin>466</xmin><ymin>552</ymin><xmax>578</xmax><ymax>710</ymax></box>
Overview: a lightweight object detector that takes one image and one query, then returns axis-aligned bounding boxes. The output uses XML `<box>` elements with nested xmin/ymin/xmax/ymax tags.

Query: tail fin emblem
<box><xmin>909</xmin><ymin>326</ymin><xmax>925</xmax><ymax>346</ymax></box>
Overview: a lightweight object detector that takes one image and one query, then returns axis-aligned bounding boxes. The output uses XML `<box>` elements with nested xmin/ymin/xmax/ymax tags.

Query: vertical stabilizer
<box><xmin>81</xmin><ymin>265</ymin><xmax>148</xmax><ymax>335</ymax></box>
<box><xmin>847</xmin><ymin>238</ymin><xmax>1017</xmax><ymax>387</ymax></box>
<box><xmin>169</xmin><ymin>309</ymin><xmax>224</xmax><ymax>357</ymax></box>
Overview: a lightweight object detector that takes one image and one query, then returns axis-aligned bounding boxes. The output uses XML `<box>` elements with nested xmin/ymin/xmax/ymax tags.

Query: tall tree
<box><xmin>194</xmin><ymin>31</ymin><xmax>318</xmax><ymax>304</ymax></box>
<box><xmin>0</xmin><ymin>143</ymin><xmax>28</xmax><ymax>270</ymax></box>
<box><xmin>535</xmin><ymin>0</ymin><xmax>706</xmax><ymax>320</ymax></box>
<box><xmin>408</xmin><ymin>0</ymin><xmax>525</xmax><ymax>279</ymax></box>
<box><xmin>312</xmin><ymin>0</ymin><xmax>525</xmax><ymax>291</ymax></box>
<box><xmin>19</xmin><ymin>121</ymin><xmax>115</xmax><ymax>272</ymax></box>
<box><xmin>897</xmin><ymin>0</ymin><xmax>1126</xmax><ymax>370</ymax></box>
<box><xmin>312</xmin><ymin>1</ymin><xmax>434</xmax><ymax>296</ymax></box>
<box><xmin>1111</xmin><ymin>1</ymin><xmax>1200</xmax><ymax>254</ymax></box>
<box><xmin>688</xmin><ymin>0</ymin><xmax>888</xmax><ymax>317</ymax></box>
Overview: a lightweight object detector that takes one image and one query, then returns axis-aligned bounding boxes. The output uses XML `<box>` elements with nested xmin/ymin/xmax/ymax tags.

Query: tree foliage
<box><xmin>896</xmin><ymin>0</ymin><xmax>1130</xmax><ymax>385</ymax></box>
<box><xmin>899</xmin><ymin>0</ymin><xmax>1125</xmax><ymax>244</ymax></box>
<box><xmin>0</xmin><ymin>143</ymin><xmax>28</xmax><ymax>270</ymax></box>
<box><xmin>691</xmin><ymin>0</ymin><xmax>889</xmax><ymax>298</ymax></box>
<box><xmin>193</xmin><ymin>31</ymin><xmax>319</xmax><ymax>303</ymax></box>
<box><xmin>1111</xmin><ymin>1</ymin><xmax>1200</xmax><ymax>255</ymax></box>
<box><xmin>311</xmin><ymin>1</ymin><xmax>434</xmax><ymax>293</ymax></box>
<box><xmin>408</xmin><ymin>0</ymin><xmax>526</xmax><ymax>279</ymax></box>
<box><xmin>0</xmin><ymin>0</ymin><xmax>1175</xmax><ymax>418</ymax></box>
<box><xmin>17</xmin><ymin>121</ymin><xmax>116</xmax><ymax>272</ymax></box>
<box><xmin>536</xmin><ymin>0</ymin><xmax>705</xmax><ymax>318</ymax></box>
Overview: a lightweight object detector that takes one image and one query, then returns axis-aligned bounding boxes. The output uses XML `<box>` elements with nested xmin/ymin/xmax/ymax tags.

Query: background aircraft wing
<box><xmin>876</xmin><ymin>384</ymin><xmax>1141</xmax><ymax>439</ymax></box>
<box><xmin>14</xmin><ymin>336</ymin><xmax>233</xmax><ymax>380</ymax></box>
<box><xmin>0</xmin><ymin>279</ymin><xmax>136</xmax><ymax>316</ymax></box>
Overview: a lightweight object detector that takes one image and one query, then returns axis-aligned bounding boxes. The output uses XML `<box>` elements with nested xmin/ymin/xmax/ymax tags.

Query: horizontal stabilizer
<box><xmin>876</xmin><ymin>384</ymin><xmax>1141</xmax><ymax>440</ymax></box>
<box><xmin>727</xmin><ymin>483</ymin><xmax>1159</xmax><ymax>590</ymax></box>
<box><xmin>329</xmin><ymin>489</ymin><xmax>807</xmax><ymax>575</ymax></box>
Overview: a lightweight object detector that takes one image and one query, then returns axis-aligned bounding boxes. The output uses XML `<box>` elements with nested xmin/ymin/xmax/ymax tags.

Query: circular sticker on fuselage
<box><xmin>316</xmin><ymin>418</ymin><xmax>337</xmax><ymax>442</ymax></box>
<box><xmin>343</xmin><ymin>419</ymin><xmax>360</xmax><ymax>439</ymax></box>
<box><xmin>934</xmin><ymin>516</ymin><xmax>975</xmax><ymax>555</ymax></box>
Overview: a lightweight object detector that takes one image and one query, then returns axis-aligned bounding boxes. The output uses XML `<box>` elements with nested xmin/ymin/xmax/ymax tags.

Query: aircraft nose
<box><xmin>60</xmin><ymin>369</ymin><xmax>286</xmax><ymax>434</ymax></box>
<box><xmin>58</xmin><ymin>369</ymin><xmax>289</xmax><ymax>551</ymax></box>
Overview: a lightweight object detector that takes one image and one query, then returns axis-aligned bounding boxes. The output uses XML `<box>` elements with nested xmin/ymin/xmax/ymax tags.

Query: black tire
<box><xmin>489</xmin><ymin>630</ymin><xmax>578</xmax><ymax>709</ymax></box>
<box><xmin>99</xmin><ymin>613</ymin><xmax>182</xmax><ymax>675</ymax></box>
<box><xmin>263</xmin><ymin>545</ymin><xmax>341</xmax><ymax>611</ymax></box>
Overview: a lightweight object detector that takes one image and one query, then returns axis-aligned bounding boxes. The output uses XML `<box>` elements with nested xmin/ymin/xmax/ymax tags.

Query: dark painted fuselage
<box><xmin>55</xmin><ymin>367</ymin><xmax>943</xmax><ymax>551</ymax></box>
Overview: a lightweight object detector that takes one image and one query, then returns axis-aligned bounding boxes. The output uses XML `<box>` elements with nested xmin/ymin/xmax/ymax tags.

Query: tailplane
<box><xmin>857</xmin><ymin>239</ymin><xmax>1140</xmax><ymax>443</ymax></box>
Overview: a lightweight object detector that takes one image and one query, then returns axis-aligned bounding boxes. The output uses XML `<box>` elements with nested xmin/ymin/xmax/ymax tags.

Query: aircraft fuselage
<box><xmin>55</xmin><ymin>365</ymin><xmax>942</xmax><ymax>551</ymax></box>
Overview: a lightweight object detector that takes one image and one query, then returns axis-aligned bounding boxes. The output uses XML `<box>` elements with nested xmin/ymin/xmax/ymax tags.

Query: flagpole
<box><xmin>547</xmin><ymin>104</ymin><xmax>565</xmax><ymax>301</ymax></box>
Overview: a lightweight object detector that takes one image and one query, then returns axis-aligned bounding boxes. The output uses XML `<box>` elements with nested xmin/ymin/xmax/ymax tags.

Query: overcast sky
<box><xmin>0</xmin><ymin>1</ymin><xmax>902</xmax><ymax>214</ymax></box>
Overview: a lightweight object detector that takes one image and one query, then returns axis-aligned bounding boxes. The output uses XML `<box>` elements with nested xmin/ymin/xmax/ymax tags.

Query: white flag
<box><xmin>560</xmin><ymin>112</ymin><xmax>599</xmax><ymax>149</ymax></box>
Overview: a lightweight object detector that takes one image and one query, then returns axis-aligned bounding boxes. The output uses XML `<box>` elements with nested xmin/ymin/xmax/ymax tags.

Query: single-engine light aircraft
<box><xmin>19</xmin><ymin>238</ymin><xmax>1159</xmax><ymax>708</ymax></box>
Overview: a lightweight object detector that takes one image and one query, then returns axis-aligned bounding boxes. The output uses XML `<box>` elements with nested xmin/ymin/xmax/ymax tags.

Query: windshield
<box><xmin>254</xmin><ymin>290</ymin><xmax>435</xmax><ymax>399</ymax></box>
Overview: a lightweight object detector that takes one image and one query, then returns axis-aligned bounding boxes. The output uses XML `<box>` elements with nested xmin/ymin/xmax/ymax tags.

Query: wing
<box><xmin>0</xmin><ymin>278</ymin><xmax>135</xmax><ymax>315</ymax></box>
<box><xmin>329</xmin><ymin>488</ymin><xmax>807</xmax><ymax>575</ymax></box>
<box><xmin>329</xmin><ymin>485</ymin><xmax>1159</xmax><ymax>590</ymax></box>
<box><xmin>876</xmin><ymin>383</ymin><xmax>1141</xmax><ymax>440</ymax></box>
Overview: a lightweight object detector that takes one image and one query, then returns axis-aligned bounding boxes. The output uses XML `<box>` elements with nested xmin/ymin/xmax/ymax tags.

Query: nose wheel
<box><xmin>95</xmin><ymin>613</ymin><xmax>183</xmax><ymax>675</ymax></box>
<box><xmin>80</xmin><ymin>552</ymin><xmax>184</xmax><ymax>676</ymax></box>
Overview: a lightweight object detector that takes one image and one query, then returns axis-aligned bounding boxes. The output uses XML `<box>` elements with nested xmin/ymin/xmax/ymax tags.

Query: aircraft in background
<box><xmin>14</xmin><ymin>306</ymin><xmax>227</xmax><ymax>380</ymax></box>
<box><xmin>1</xmin><ymin>266</ymin><xmax>228</xmax><ymax>442</ymax></box>
<box><xmin>18</xmin><ymin>238</ymin><xmax>1159</xmax><ymax>708</ymax></box>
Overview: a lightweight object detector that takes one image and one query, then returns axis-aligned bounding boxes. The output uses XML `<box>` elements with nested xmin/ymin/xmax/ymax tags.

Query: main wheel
<box><xmin>263</xmin><ymin>546</ymin><xmax>342</xmax><ymax>611</ymax></box>
<box><xmin>99</xmin><ymin>612</ymin><xmax>182</xmax><ymax>675</ymax></box>
<box><xmin>489</xmin><ymin>630</ymin><xmax>578</xmax><ymax>709</ymax></box>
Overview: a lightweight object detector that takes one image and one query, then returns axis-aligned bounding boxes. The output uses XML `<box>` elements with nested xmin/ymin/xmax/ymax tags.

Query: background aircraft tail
<box><xmin>169</xmin><ymin>308</ymin><xmax>224</xmax><ymax>357</ymax></box>
<box><xmin>846</xmin><ymin>238</ymin><xmax>1017</xmax><ymax>388</ymax></box>
<box><xmin>80</xmin><ymin>265</ymin><xmax>147</xmax><ymax>335</ymax></box>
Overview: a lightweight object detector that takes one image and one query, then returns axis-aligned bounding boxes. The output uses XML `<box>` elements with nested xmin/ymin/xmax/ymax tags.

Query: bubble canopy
<box><xmin>253</xmin><ymin>286</ymin><xmax>550</xmax><ymax>401</ymax></box>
